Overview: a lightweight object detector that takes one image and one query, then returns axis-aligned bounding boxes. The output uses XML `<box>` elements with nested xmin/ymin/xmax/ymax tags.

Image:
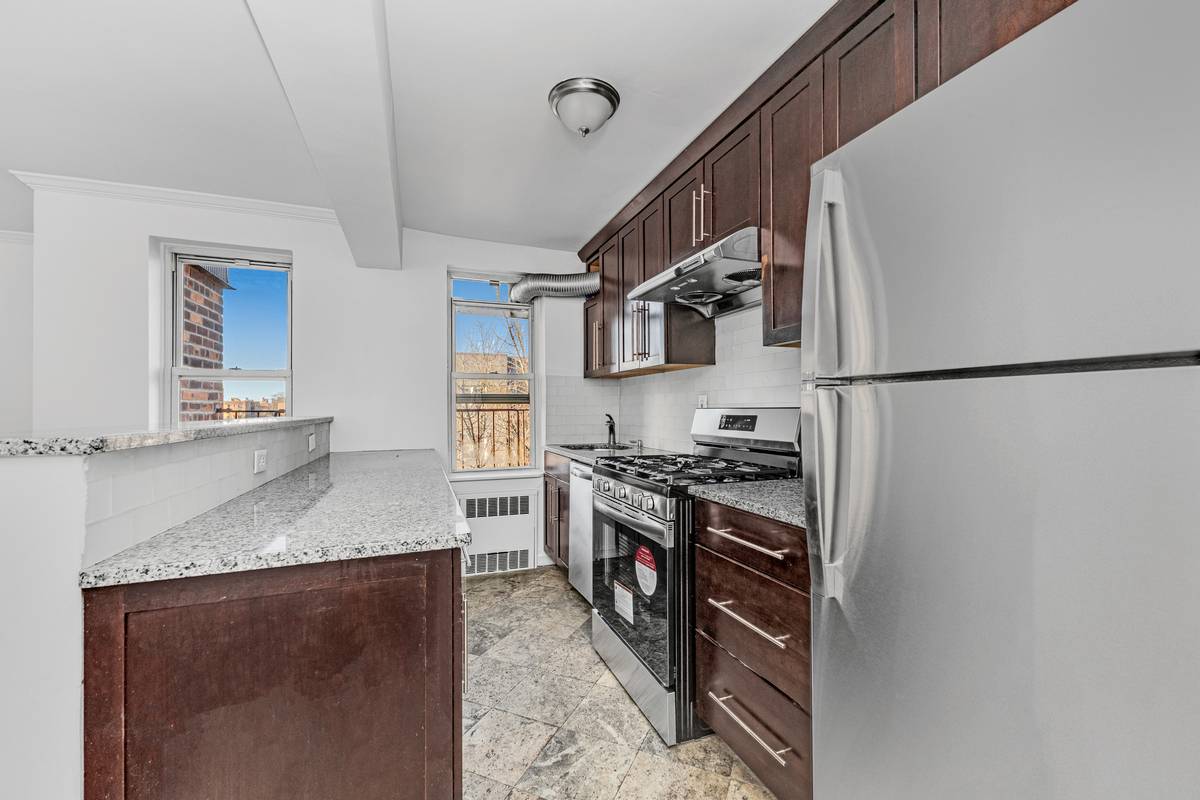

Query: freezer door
<box><xmin>800</xmin><ymin>0</ymin><xmax>1200</xmax><ymax>380</ymax></box>
<box><xmin>808</xmin><ymin>367</ymin><xmax>1200</xmax><ymax>798</ymax></box>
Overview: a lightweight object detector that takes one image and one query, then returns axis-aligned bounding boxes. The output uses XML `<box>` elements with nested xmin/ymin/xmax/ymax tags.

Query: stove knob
<box><xmin>601</xmin><ymin>480</ymin><xmax>611</xmax><ymax>493</ymax></box>
<box><xmin>618</xmin><ymin>487</ymin><xmax>627</xmax><ymax>499</ymax></box>
<box><xmin>642</xmin><ymin>495</ymin><xmax>655</xmax><ymax>512</ymax></box>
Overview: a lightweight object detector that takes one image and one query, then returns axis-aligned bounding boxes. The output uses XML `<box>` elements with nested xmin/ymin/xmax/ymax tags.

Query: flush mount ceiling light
<box><xmin>548</xmin><ymin>77</ymin><xmax>620</xmax><ymax>138</ymax></box>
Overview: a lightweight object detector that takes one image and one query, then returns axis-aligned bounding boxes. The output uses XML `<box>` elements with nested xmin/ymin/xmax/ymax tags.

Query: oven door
<box><xmin>592</xmin><ymin>495</ymin><xmax>676</xmax><ymax>688</ymax></box>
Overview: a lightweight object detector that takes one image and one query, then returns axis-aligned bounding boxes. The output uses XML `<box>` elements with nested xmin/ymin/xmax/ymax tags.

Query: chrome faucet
<box><xmin>605</xmin><ymin>414</ymin><xmax>616</xmax><ymax>449</ymax></box>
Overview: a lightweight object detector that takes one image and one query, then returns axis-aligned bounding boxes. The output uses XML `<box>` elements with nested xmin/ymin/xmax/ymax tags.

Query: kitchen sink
<box><xmin>559</xmin><ymin>443</ymin><xmax>633</xmax><ymax>451</ymax></box>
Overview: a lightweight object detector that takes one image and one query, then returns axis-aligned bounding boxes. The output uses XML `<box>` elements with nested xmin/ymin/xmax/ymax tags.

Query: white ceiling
<box><xmin>0</xmin><ymin>0</ymin><xmax>838</xmax><ymax>254</ymax></box>
<box><xmin>0</xmin><ymin>0</ymin><xmax>328</xmax><ymax>232</ymax></box>
<box><xmin>386</xmin><ymin>0</ymin><xmax>838</xmax><ymax>251</ymax></box>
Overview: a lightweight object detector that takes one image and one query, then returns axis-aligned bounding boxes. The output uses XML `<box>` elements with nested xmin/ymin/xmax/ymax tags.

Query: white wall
<box><xmin>0</xmin><ymin>456</ymin><xmax>88</xmax><ymax>800</ymax></box>
<box><xmin>618</xmin><ymin>305</ymin><xmax>803</xmax><ymax>452</ymax></box>
<box><xmin>0</xmin><ymin>233</ymin><xmax>33</xmax><ymax>432</ymax></box>
<box><xmin>26</xmin><ymin>185</ymin><xmax>583</xmax><ymax>456</ymax></box>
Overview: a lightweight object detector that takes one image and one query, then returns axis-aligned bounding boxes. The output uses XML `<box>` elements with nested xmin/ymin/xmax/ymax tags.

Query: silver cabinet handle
<box><xmin>699</xmin><ymin>183</ymin><xmax>710</xmax><ymax>240</ymax></box>
<box><xmin>631</xmin><ymin>303</ymin><xmax>641</xmax><ymax>360</ymax></box>
<box><xmin>706</xmin><ymin>527</ymin><xmax>787</xmax><ymax>560</ymax></box>
<box><xmin>641</xmin><ymin>302</ymin><xmax>651</xmax><ymax>360</ymax></box>
<box><xmin>706</xmin><ymin>691</ymin><xmax>792</xmax><ymax>767</ymax></box>
<box><xmin>706</xmin><ymin>598</ymin><xmax>790</xmax><ymax>649</ymax></box>
<box><xmin>691</xmin><ymin>189</ymin><xmax>700</xmax><ymax>246</ymax></box>
<box><xmin>462</xmin><ymin>593</ymin><xmax>469</xmax><ymax>693</ymax></box>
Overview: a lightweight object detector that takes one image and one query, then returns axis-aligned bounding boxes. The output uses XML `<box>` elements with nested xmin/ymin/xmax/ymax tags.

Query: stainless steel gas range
<box><xmin>589</xmin><ymin>407</ymin><xmax>801</xmax><ymax>745</ymax></box>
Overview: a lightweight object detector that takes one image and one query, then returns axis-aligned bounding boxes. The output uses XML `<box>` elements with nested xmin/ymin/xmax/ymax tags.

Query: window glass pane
<box><xmin>454</xmin><ymin>378</ymin><xmax>531</xmax><ymax>470</ymax></box>
<box><xmin>451</xmin><ymin>277</ymin><xmax>511</xmax><ymax>303</ymax></box>
<box><xmin>178</xmin><ymin>378</ymin><xmax>287</xmax><ymax>423</ymax></box>
<box><xmin>453</xmin><ymin>305</ymin><xmax>530</xmax><ymax>373</ymax></box>
<box><xmin>181</xmin><ymin>264</ymin><xmax>288</xmax><ymax>371</ymax></box>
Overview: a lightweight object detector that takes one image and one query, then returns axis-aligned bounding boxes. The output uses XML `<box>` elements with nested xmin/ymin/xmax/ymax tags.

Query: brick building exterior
<box><xmin>179</xmin><ymin>265</ymin><xmax>229</xmax><ymax>422</ymax></box>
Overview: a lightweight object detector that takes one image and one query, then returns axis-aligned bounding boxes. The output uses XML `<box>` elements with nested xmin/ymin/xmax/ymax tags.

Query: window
<box><xmin>170</xmin><ymin>253</ymin><xmax>291</xmax><ymax>423</ymax></box>
<box><xmin>450</xmin><ymin>275</ymin><xmax>533</xmax><ymax>471</ymax></box>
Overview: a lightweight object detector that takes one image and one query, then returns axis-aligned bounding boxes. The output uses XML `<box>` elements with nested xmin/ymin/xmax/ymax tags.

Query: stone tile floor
<box><xmin>463</xmin><ymin>566</ymin><xmax>778</xmax><ymax>800</ymax></box>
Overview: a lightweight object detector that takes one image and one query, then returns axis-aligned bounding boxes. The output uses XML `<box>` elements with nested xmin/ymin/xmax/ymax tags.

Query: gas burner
<box><xmin>595</xmin><ymin>453</ymin><xmax>793</xmax><ymax>487</ymax></box>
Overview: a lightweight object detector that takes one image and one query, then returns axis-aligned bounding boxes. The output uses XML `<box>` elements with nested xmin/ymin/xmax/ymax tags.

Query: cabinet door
<box><xmin>584</xmin><ymin>298</ymin><xmax>603</xmax><ymax>378</ymax></box>
<box><xmin>85</xmin><ymin>553</ymin><xmax>460</xmax><ymax>800</ymax></box>
<box><xmin>703</xmin><ymin>115</ymin><xmax>761</xmax><ymax>245</ymax></box>
<box><xmin>823</xmin><ymin>0</ymin><xmax>917</xmax><ymax>150</ymax></box>
<box><xmin>639</xmin><ymin>197</ymin><xmax>666</xmax><ymax>365</ymax></box>
<box><xmin>917</xmin><ymin>0</ymin><xmax>1076</xmax><ymax>91</ymax></box>
<box><xmin>599</xmin><ymin>236</ymin><xmax>621</xmax><ymax>372</ymax></box>
<box><xmin>556</xmin><ymin>481</ymin><xmax>571</xmax><ymax>568</ymax></box>
<box><xmin>760</xmin><ymin>59</ymin><xmax>824</xmax><ymax>347</ymax></box>
<box><xmin>664</xmin><ymin>161</ymin><xmax>705</xmax><ymax>266</ymax></box>
<box><xmin>618</xmin><ymin>219</ymin><xmax>642</xmax><ymax>371</ymax></box>
<box><xmin>544</xmin><ymin>475</ymin><xmax>559</xmax><ymax>560</ymax></box>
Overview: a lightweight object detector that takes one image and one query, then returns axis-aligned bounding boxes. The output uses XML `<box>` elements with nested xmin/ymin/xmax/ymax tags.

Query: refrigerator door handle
<box><xmin>801</xmin><ymin>168</ymin><xmax>845</xmax><ymax>381</ymax></box>
<box><xmin>810</xmin><ymin>386</ymin><xmax>847</xmax><ymax>601</ymax></box>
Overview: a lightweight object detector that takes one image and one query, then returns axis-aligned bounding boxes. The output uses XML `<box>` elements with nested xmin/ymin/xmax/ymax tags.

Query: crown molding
<box><xmin>9</xmin><ymin>171</ymin><xmax>339</xmax><ymax>225</ymax></box>
<box><xmin>0</xmin><ymin>230</ymin><xmax>33</xmax><ymax>245</ymax></box>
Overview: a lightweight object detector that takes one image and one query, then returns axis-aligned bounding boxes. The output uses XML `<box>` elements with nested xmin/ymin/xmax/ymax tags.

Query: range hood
<box><xmin>627</xmin><ymin>226</ymin><xmax>761</xmax><ymax>318</ymax></box>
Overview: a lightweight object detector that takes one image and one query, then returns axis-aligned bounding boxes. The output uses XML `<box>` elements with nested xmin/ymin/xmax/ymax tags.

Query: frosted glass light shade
<box><xmin>548</xmin><ymin>78</ymin><xmax>620</xmax><ymax>138</ymax></box>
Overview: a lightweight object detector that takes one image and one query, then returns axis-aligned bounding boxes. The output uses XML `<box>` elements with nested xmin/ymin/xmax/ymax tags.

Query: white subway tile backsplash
<box><xmin>82</xmin><ymin>421</ymin><xmax>331</xmax><ymax>566</ymax></box>
<box><xmin>539</xmin><ymin>306</ymin><xmax>804</xmax><ymax>455</ymax></box>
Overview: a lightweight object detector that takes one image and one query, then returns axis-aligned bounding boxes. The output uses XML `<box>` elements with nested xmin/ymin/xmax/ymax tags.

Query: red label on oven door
<box><xmin>635</xmin><ymin>545</ymin><xmax>657</xmax><ymax>595</ymax></box>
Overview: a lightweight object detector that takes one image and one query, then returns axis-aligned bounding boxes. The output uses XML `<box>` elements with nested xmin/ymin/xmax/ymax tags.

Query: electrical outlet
<box><xmin>697</xmin><ymin>394</ymin><xmax>708</xmax><ymax>409</ymax></box>
<box><xmin>307</xmin><ymin>433</ymin><xmax>316</xmax><ymax>453</ymax></box>
<box><xmin>253</xmin><ymin>449</ymin><xmax>268</xmax><ymax>474</ymax></box>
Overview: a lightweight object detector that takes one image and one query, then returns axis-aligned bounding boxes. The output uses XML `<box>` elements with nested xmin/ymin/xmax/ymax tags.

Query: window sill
<box><xmin>448</xmin><ymin>468</ymin><xmax>543</xmax><ymax>483</ymax></box>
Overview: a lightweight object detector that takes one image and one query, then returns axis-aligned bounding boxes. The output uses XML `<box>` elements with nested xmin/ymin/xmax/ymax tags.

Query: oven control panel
<box><xmin>593</xmin><ymin>475</ymin><xmax>673</xmax><ymax>522</ymax></box>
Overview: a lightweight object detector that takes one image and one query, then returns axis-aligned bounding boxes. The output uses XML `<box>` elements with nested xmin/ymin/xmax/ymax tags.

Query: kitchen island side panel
<box><xmin>84</xmin><ymin>550</ymin><xmax>461</xmax><ymax>800</ymax></box>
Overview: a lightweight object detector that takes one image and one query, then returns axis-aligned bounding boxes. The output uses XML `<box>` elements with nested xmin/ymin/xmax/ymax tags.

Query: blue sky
<box><xmin>452</xmin><ymin>279</ymin><xmax>527</xmax><ymax>360</ymax></box>
<box><xmin>220</xmin><ymin>267</ymin><xmax>287</xmax><ymax>400</ymax></box>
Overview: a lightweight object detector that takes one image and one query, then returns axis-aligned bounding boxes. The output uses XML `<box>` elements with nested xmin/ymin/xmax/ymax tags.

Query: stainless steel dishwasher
<box><xmin>567</xmin><ymin>462</ymin><xmax>594</xmax><ymax>603</ymax></box>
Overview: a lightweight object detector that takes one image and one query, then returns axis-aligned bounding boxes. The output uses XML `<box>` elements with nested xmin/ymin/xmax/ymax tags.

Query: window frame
<box><xmin>448</xmin><ymin>271</ymin><xmax>536</xmax><ymax>474</ymax></box>
<box><xmin>168</xmin><ymin>250</ymin><xmax>293</xmax><ymax>425</ymax></box>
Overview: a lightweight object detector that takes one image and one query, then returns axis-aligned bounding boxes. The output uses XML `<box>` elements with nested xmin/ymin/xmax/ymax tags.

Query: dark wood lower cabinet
<box><xmin>695</xmin><ymin>546</ymin><xmax>812</xmax><ymax>711</ymax></box>
<box><xmin>83</xmin><ymin>551</ymin><xmax>463</xmax><ymax>800</ymax></box>
<box><xmin>696</xmin><ymin>632</ymin><xmax>813</xmax><ymax>800</ymax></box>
<box><xmin>543</xmin><ymin>452</ymin><xmax>571</xmax><ymax>568</ymax></box>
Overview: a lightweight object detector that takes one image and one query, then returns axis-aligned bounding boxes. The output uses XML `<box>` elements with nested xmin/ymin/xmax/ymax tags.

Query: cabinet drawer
<box><xmin>695</xmin><ymin>500</ymin><xmax>809</xmax><ymax>591</ymax></box>
<box><xmin>696</xmin><ymin>632</ymin><xmax>812</xmax><ymax>800</ymax></box>
<box><xmin>695</xmin><ymin>545</ymin><xmax>811</xmax><ymax>710</ymax></box>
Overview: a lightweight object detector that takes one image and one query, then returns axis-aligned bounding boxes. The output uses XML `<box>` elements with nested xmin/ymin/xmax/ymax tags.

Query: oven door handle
<box><xmin>594</xmin><ymin>495</ymin><xmax>671</xmax><ymax>547</ymax></box>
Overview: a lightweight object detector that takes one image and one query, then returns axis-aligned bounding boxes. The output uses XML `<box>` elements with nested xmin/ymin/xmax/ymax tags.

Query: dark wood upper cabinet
<box><xmin>664</xmin><ymin>161</ymin><xmax>705</xmax><ymax>266</ymax></box>
<box><xmin>599</xmin><ymin>236</ymin><xmax>620</xmax><ymax>373</ymax></box>
<box><xmin>580</xmin><ymin>0</ymin><xmax>1070</xmax><ymax>354</ymax></box>
<box><xmin>583</xmin><ymin>297</ymin><xmax>604</xmax><ymax>378</ymax></box>
<box><xmin>918</xmin><ymin>0</ymin><xmax>1076</xmax><ymax>91</ymax></box>
<box><xmin>639</xmin><ymin>198</ymin><xmax>666</xmax><ymax>364</ymax></box>
<box><xmin>618</xmin><ymin>219</ymin><xmax>642</xmax><ymax>371</ymax></box>
<box><xmin>823</xmin><ymin>0</ymin><xmax>917</xmax><ymax>150</ymax></box>
<box><xmin>640</xmin><ymin>196</ymin><xmax>668</xmax><ymax>280</ymax></box>
<box><xmin>760</xmin><ymin>59</ymin><xmax>824</xmax><ymax>347</ymax></box>
<box><xmin>704</xmin><ymin>115</ymin><xmax>761</xmax><ymax>245</ymax></box>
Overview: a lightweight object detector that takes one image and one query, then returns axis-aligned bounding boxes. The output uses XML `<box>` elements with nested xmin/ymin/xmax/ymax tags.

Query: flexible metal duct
<box><xmin>510</xmin><ymin>271</ymin><xmax>600</xmax><ymax>304</ymax></box>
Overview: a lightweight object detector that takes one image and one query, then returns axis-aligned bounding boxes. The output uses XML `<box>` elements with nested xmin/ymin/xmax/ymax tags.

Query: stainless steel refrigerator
<box><xmin>799</xmin><ymin>0</ymin><xmax>1200</xmax><ymax>796</ymax></box>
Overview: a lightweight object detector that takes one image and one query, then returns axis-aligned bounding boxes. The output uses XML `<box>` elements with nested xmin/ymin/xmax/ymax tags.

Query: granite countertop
<box><xmin>1</xmin><ymin>416</ymin><xmax>334</xmax><ymax>457</ymax></box>
<box><xmin>544</xmin><ymin>442</ymin><xmax>679</xmax><ymax>466</ymax></box>
<box><xmin>79</xmin><ymin>449</ymin><xmax>470</xmax><ymax>588</ymax></box>
<box><xmin>688</xmin><ymin>479</ymin><xmax>807</xmax><ymax>528</ymax></box>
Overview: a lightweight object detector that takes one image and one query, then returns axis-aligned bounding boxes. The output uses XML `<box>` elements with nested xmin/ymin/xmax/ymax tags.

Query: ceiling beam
<box><xmin>246</xmin><ymin>0</ymin><xmax>404</xmax><ymax>269</ymax></box>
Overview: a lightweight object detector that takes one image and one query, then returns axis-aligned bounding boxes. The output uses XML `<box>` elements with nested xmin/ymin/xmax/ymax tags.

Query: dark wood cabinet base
<box><xmin>84</xmin><ymin>551</ymin><xmax>463</xmax><ymax>800</ymax></box>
